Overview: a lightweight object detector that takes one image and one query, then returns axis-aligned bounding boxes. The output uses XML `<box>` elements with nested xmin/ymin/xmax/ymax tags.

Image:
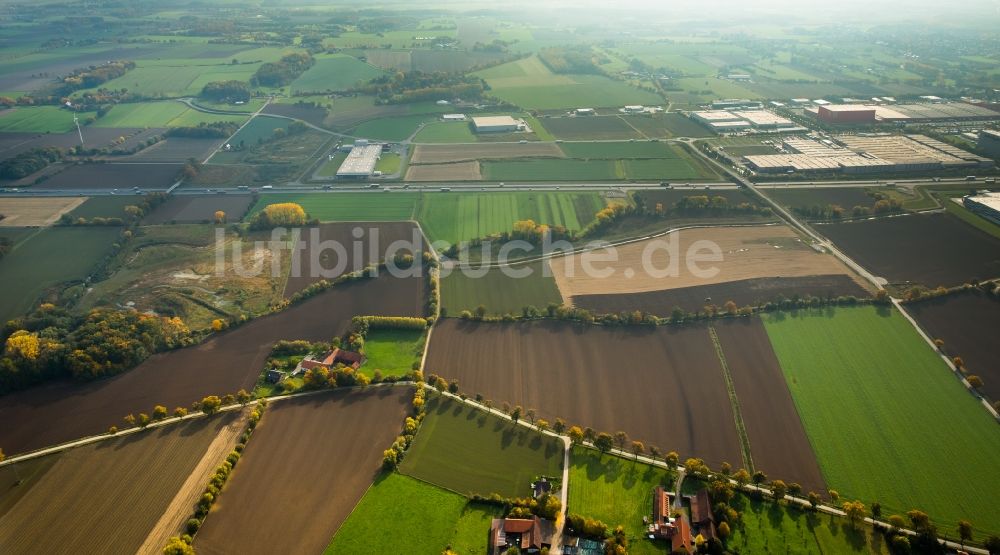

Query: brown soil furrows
<box><xmin>195</xmin><ymin>387</ymin><xmax>412</xmax><ymax>555</ymax></box>
<box><xmin>0</xmin><ymin>197</ymin><xmax>86</xmax><ymax>226</ymax></box>
<box><xmin>0</xmin><ymin>274</ymin><xmax>425</xmax><ymax>455</ymax></box>
<box><xmin>571</xmin><ymin>275</ymin><xmax>870</xmax><ymax>315</ymax></box>
<box><xmin>404</xmin><ymin>161</ymin><xmax>481</xmax><ymax>181</ymax></box>
<box><xmin>819</xmin><ymin>213</ymin><xmax>1000</xmax><ymax>287</ymax></box>
<box><xmin>713</xmin><ymin>317</ymin><xmax>826</xmax><ymax>493</ymax></box>
<box><xmin>137</xmin><ymin>410</ymin><xmax>249</xmax><ymax>554</ymax></box>
<box><xmin>0</xmin><ymin>414</ymin><xmax>239</xmax><ymax>555</ymax></box>
<box><xmin>141</xmin><ymin>195</ymin><xmax>254</xmax><ymax>225</ymax></box>
<box><xmin>425</xmin><ymin>319</ymin><xmax>742</xmax><ymax>468</ymax></box>
<box><xmin>906</xmin><ymin>289</ymin><xmax>1000</xmax><ymax>401</ymax></box>
<box><xmin>410</xmin><ymin>143</ymin><xmax>565</xmax><ymax>164</ymax></box>
<box><xmin>283</xmin><ymin>221</ymin><xmax>425</xmax><ymax>296</ymax></box>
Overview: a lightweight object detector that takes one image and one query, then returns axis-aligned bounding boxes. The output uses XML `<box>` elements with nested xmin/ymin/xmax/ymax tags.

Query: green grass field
<box><xmin>762</xmin><ymin>306</ymin><xmax>1000</xmax><ymax>539</ymax></box>
<box><xmin>68</xmin><ymin>195</ymin><xmax>145</xmax><ymax>219</ymax></box>
<box><xmin>324</xmin><ymin>473</ymin><xmax>502</xmax><ymax>555</ymax></box>
<box><xmin>416</xmin><ymin>191</ymin><xmax>605</xmax><ymax>245</ymax></box>
<box><xmin>441</xmin><ymin>262</ymin><xmax>563</xmax><ymax>316</ymax></box>
<box><xmin>221</xmin><ymin>116</ymin><xmax>290</xmax><ymax>147</ymax></box>
<box><xmin>350</xmin><ymin>114</ymin><xmax>437</xmax><ymax>141</ymax></box>
<box><xmin>291</xmin><ymin>54</ymin><xmax>384</xmax><ymax>93</ymax></box>
<box><xmin>559</xmin><ymin>141</ymin><xmax>675</xmax><ymax>159</ymax></box>
<box><xmin>362</xmin><ymin>329</ymin><xmax>426</xmax><ymax>378</ymax></box>
<box><xmin>92</xmin><ymin>102</ymin><xmax>189</xmax><ymax>128</ymax></box>
<box><xmin>374</xmin><ymin>153</ymin><xmax>401</xmax><ymax>175</ymax></box>
<box><xmin>0</xmin><ymin>106</ymin><xmax>96</xmax><ymax>133</ymax></box>
<box><xmin>411</xmin><ymin>121</ymin><xmax>477</xmax><ymax>143</ymax></box>
<box><xmin>568</xmin><ymin>446</ymin><xmax>674</xmax><ymax>555</ymax></box>
<box><xmin>247</xmin><ymin>193</ymin><xmax>418</xmax><ymax>222</ymax></box>
<box><xmin>81</xmin><ymin>63</ymin><xmax>259</xmax><ymax>97</ymax></box>
<box><xmin>0</xmin><ymin>227</ymin><xmax>121</xmax><ymax>322</ymax></box>
<box><xmin>622</xmin><ymin>114</ymin><xmax>715</xmax><ymax>139</ymax></box>
<box><xmin>726</xmin><ymin>492</ymin><xmax>888</xmax><ymax>554</ymax></box>
<box><xmin>399</xmin><ymin>395</ymin><xmax>564</xmax><ymax>498</ymax></box>
<box><xmin>474</xmin><ymin>56</ymin><xmax>663</xmax><ymax>110</ymax></box>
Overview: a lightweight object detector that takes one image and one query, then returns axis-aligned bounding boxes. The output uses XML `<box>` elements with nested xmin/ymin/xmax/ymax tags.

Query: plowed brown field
<box><xmin>411</xmin><ymin>143</ymin><xmax>564</xmax><ymax>164</ymax></box>
<box><xmin>425</xmin><ymin>319</ymin><xmax>742</xmax><ymax>468</ymax></box>
<box><xmin>0</xmin><ymin>413</ymin><xmax>242</xmax><ymax>555</ymax></box>
<box><xmin>404</xmin><ymin>161</ymin><xmax>481</xmax><ymax>181</ymax></box>
<box><xmin>906</xmin><ymin>290</ymin><xmax>1000</xmax><ymax>401</ymax></box>
<box><xmin>0</xmin><ymin>275</ymin><xmax>425</xmax><ymax>455</ymax></box>
<box><xmin>195</xmin><ymin>387</ymin><xmax>412</xmax><ymax>555</ymax></box>
<box><xmin>713</xmin><ymin>317</ymin><xmax>826</xmax><ymax>492</ymax></box>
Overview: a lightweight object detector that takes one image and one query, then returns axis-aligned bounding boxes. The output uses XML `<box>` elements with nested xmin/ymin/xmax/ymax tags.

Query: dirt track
<box><xmin>906</xmin><ymin>290</ymin><xmax>1000</xmax><ymax>401</ymax></box>
<box><xmin>0</xmin><ymin>274</ymin><xmax>425</xmax><ymax>455</ymax></box>
<box><xmin>0</xmin><ymin>413</ymin><xmax>240</xmax><ymax>555</ymax></box>
<box><xmin>819</xmin><ymin>213</ymin><xmax>1000</xmax><ymax>286</ymax></box>
<box><xmin>571</xmin><ymin>275</ymin><xmax>870</xmax><ymax>315</ymax></box>
<box><xmin>551</xmin><ymin>225</ymin><xmax>866</xmax><ymax>298</ymax></box>
<box><xmin>713</xmin><ymin>317</ymin><xmax>826</xmax><ymax>492</ymax></box>
<box><xmin>425</xmin><ymin>319</ymin><xmax>742</xmax><ymax>468</ymax></box>
<box><xmin>284</xmin><ymin>222</ymin><xmax>425</xmax><ymax>296</ymax></box>
<box><xmin>195</xmin><ymin>387</ymin><xmax>412</xmax><ymax>555</ymax></box>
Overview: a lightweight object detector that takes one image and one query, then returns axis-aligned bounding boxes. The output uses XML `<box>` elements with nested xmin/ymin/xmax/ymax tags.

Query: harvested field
<box><xmin>125</xmin><ymin>137</ymin><xmax>223</xmax><ymax>163</ymax></box>
<box><xmin>713</xmin><ymin>317</ymin><xmax>826</xmax><ymax>492</ymax></box>
<box><xmin>762</xmin><ymin>186</ymin><xmax>876</xmax><ymax>215</ymax></box>
<box><xmin>906</xmin><ymin>289</ymin><xmax>1000</xmax><ymax>401</ymax></box>
<box><xmin>405</xmin><ymin>161</ymin><xmax>482</xmax><ymax>181</ymax></box>
<box><xmin>0</xmin><ymin>413</ymin><xmax>243</xmax><ymax>555</ymax></box>
<box><xmin>141</xmin><ymin>195</ymin><xmax>254</xmax><ymax>225</ymax></box>
<box><xmin>283</xmin><ymin>221</ymin><xmax>426</xmax><ymax>296</ymax></box>
<box><xmin>425</xmin><ymin>319</ymin><xmax>742</xmax><ymax>468</ymax></box>
<box><xmin>572</xmin><ymin>275</ymin><xmax>870</xmax><ymax>315</ymax></box>
<box><xmin>551</xmin><ymin>225</ymin><xmax>867</xmax><ymax>298</ymax></box>
<box><xmin>410</xmin><ymin>142</ymin><xmax>565</xmax><ymax>164</ymax></box>
<box><xmin>32</xmin><ymin>163</ymin><xmax>181</xmax><ymax>190</ymax></box>
<box><xmin>0</xmin><ymin>274</ymin><xmax>425</xmax><ymax>455</ymax></box>
<box><xmin>819</xmin><ymin>213</ymin><xmax>1000</xmax><ymax>286</ymax></box>
<box><xmin>539</xmin><ymin>116</ymin><xmax>643</xmax><ymax>140</ymax></box>
<box><xmin>195</xmin><ymin>387</ymin><xmax>412</xmax><ymax>555</ymax></box>
<box><xmin>622</xmin><ymin>113</ymin><xmax>715</xmax><ymax>139</ymax></box>
<box><xmin>0</xmin><ymin>197</ymin><xmax>85</xmax><ymax>226</ymax></box>
<box><xmin>0</xmin><ymin>128</ymin><xmax>151</xmax><ymax>161</ymax></box>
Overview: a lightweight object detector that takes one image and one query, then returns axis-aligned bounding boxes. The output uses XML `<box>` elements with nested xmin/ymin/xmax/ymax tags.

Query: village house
<box><xmin>488</xmin><ymin>516</ymin><xmax>554</xmax><ymax>555</ymax></box>
<box><xmin>294</xmin><ymin>348</ymin><xmax>366</xmax><ymax>376</ymax></box>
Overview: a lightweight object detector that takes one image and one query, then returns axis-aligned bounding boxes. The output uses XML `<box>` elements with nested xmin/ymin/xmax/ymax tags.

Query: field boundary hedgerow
<box><xmin>707</xmin><ymin>325</ymin><xmax>755</xmax><ymax>474</ymax></box>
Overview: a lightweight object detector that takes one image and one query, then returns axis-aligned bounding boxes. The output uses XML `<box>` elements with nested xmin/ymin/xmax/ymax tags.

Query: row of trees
<box><xmin>792</xmin><ymin>197</ymin><xmax>903</xmax><ymax>220</ymax></box>
<box><xmin>353</xmin><ymin>70</ymin><xmax>486</xmax><ymax>105</ymax></box>
<box><xmin>382</xmin><ymin>384</ymin><xmax>427</xmax><ymax>470</ymax></box>
<box><xmin>166</xmin><ymin>121</ymin><xmax>240</xmax><ymax>139</ymax></box>
<box><xmin>0</xmin><ymin>147</ymin><xmax>62</xmax><ymax>179</ymax></box>
<box><xmin>164</xmin><ymin>399</ymin><xmax>266</xmax><ymax>555</ymax></box>
<box><xmin>251</xmin><ymin>52</ymin><xmax>314</xmax><ymax>87</ymax></box>
<box><xmin>53</xmin><ymin>60</ymin><xmax>136</xmax><ymax>96</ymax></box>
<box><xmin>200</xmin><ymin>80</ymin><xmax>251</xmax><ymax>103</ymax></box>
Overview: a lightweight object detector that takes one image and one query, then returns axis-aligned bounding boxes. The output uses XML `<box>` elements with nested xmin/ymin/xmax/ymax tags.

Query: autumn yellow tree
<box><xmin>5</xmin><ymin>330</ymin><xmax>39</xmax><ymax>360</ymax></box>
<box><xmin>214</xmin><ymin>210</ymin><xmax>226</xmax><ymax>224</ymax></box>
<box><xmin>211</xmin><ymin>318</ymin><xmax>225</xmax><ymax>332</ymax></box>
<box><xmin>250</xmin><ymin>203</ymin><xmax>307</xmax><ymax>229</ymax></box>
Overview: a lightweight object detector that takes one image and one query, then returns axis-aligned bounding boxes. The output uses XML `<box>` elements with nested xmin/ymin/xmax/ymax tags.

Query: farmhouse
<box><xmin>488</xmin><ymin>516</ymin><xmax>554</xmax><ymax>555</ymax></box>
<box><xmin>472</xmin><ymin>116</ymin><xmax>523</xmax><ymax>133</ymax></box>
<box><xmin>647</xmin><ymin>486</ymin><xmax>715</xmax><ymax>552</ymax></box>
<box><xmin>296</xmin><ymin>348</ymin><xmax>366</xmax><ymax>373</ymax></box>
<box><xmin>336</xmin><ymin>142</ymin><xmax>383</xmax><ymax>178</ymax></box>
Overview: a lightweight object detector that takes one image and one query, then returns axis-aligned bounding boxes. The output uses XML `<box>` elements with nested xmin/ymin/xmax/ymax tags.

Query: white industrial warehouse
<box><xmin>471</xmin><ymin>116</ymin><xmax>523</xmax><ymax>133</ymax></box>
<box><xmin>336</xmin><ymin>142</ymin><xmax>383</xmax><ymax>178</ymax></box>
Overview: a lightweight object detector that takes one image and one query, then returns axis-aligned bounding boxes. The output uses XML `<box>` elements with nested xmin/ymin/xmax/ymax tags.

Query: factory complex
<box><xmin>335</xmin><ymin>140</ymin><xmax>385</xmax><ymax>178</ymax></box>
<box><xmin>811</xmin><ymin>102</ymin><xmax>1000</xmax><ymax>124</ymax></box>
<box><xmin>690</xmin><ymin>109</ymin><xmax>807</xmax><ymax>133</ymax></box>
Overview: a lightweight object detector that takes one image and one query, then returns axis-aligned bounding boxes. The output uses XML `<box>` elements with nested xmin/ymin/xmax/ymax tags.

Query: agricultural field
<box><xmin>77</xmin><ymin>62</ymin><xmax>259</xmax><ymax>98</ymax></box>
<box><xmin>621</xmin><ymin>113</ymin><xmax>716</xmax><ymax>139</ymax></box>
<box><xmin>0</xmin><ymin>226</ymin><xmax>121</xmax><ymax>323</ymax></box>
<box><xmin>325</xmin><ymin>473</ymin><xmax>502</xmax><ymax>555</ymax></box>
<box><xmin>0</xmin><ymin>274</ymin><xmax>425</xmax><ymax>455</ymax></box>
<box><xmin>195</xmin><ymin>388</ymin><xmax>412</xmax><ymax>555</ymax></box>
<box><xmin>539</xmin><ymin>116</ymin><xmax>643</xmax><ymax>141</ymax></box>
<box><xmin>762</xmin><ymin>306</ymin><xmax>1000</xmax><ymax>538</ymax></box>
<box><xmin>124</xmin><ymin>137</ymin><xmax>223</xmax><ymax>163</ymax></box>
<box><xmin>247</xmin><ymin>193</ymin><xmax>418</xmax><ymax>222</ymax></box>
<box><xmin>142</xmin><ymin>195</ymin><xmax>254</xmax><ymax>224</ymax></box>
<box><xmin>399</xmin><ymin>395</ymin><xmax>564</xmax><ymax>498</ymax></box>
<box><xmin>0</xmin><ymin>413</ymin><xmax>244</xmax><ymax>555</ymax></box>
<box><xmin>411</xmin><ymin>142</ymin><xmax>565</xmax><ymax>164</ymax></box>
<box><xmin>573</xmin><ymin>274</ymin><xmax>870</xmax><ymax>315</ymax></box>
<box><xmin>290</xmin><ymin>54</ymin><xmax>384</xmax><ymax>93</ymax></box>
<box><xmin>349</xmin><ymin>114</ymin><xmax>438</xmax><ymax>142</ymax></box>
<box><xmin>482</xmin><ymin>159</ymin><xmax>619</xmax><ymax>181</ymax></box>
<box><xmin>0</xmin><ymin>197</ymin><xmax>85</xmax><ymax>226</ymax></box>
<box><xmin>550</xmin><ymin>225</ymin><xmax>868</xmax><ymax>301</ymax></box>
<box><xmin>31</xmin><ymin>163</ymin><xmax>182</xmax><ymax>190</ymax></box>
<box><xmin>474</xmin><ymin>56</ymin><xmax>663</xmax><ymax>110</ymax></box>
<box><xmin>906</xmin><ymin>289</ymin><xmax>1000</xmax><ymax>401</ymax></box>
<box><xmin>94</xmin><ymin>102</ymin><xmax>248</xmax><ymax>129</ymax></box>
<box><xmin>282</xmin><ymin>221</ymin><xmax>425</xmax><ymax>295</ymax></box>
<box><xmin>567</xmin><ymin>447</ymin><xmax>673</xmax><ymax>554</ymax></box>
<box><xmin>762</xmin><ymin>186</ymin><xmax>886</xmax><ymax>218</ymax></box>
<box><xmin>405</xmin><ymin>161</ymin><xmax>482</xmax><ymax>181</ymax></box>
<box><xmin>441</xmin><ymin>262</ymin><xmax>563</xmax><ymax>316</ymax></box>
<box><xmin>411</xmin><ymin>121</ymin><xmax>478</xmax><ymax>143</ymax></box>
<box><xmin>819</xmin><ymin>213</ymin><xmax>1000</xmax><ymax>287</ymax></box>
<box><xmin>362</xmin><ymin>329</ymin><xmax>427</xmax><ymax>378</ymax></box>
<box><xmin>416</xmin><ymin>191</ymin><xmax>606</xmax><ymax>245</ymax></box>
<box><xmin>425</xmin><ymin>319</ymin><xmax>743</xmax><ymax>469</ymax></box>
<box><xmin>0</xmin><ymin>106</ymin><xmax>96</xmax><ymax>133</ymax></box>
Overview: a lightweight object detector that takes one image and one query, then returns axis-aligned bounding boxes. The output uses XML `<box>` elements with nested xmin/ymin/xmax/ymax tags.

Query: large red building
<box><xmin>818</xmin><ymin>105</ymin><xmax>877</xmax><ymax>124</ymax></box>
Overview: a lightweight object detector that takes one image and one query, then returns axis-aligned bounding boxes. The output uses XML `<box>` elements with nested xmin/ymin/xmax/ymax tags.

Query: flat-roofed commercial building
<box><xmin>336</xmin><ymin>144</ymin><xmax>383</xmax><ymax>178</ymax></box>
<box><xmin>731</xmin><ymin>110</ymin><xmax>797</xmax><ymax>129</ymax></box>
<box><xmin>472</xmin><ymin>116</ymin><xmax>522</xmax><ymax>133</ymax></box>
<box><xmin>964</xmin><ymin>192</ymin><xmax>1000</xmax><ymax>225</ymax></box>
<box><xmin>837</xmin><ymin>135</ymin><xmax>993</xmax><ymax>170</ymax></box>
<box><xmin>818</xmin><ymin>105</ymin><xmax>877</xmax><ymax>124</ymax></box>
<box><xmin>979</xmin><ymin>129</ymin><xmax>1000</xmax><ymax>158</ymax></box>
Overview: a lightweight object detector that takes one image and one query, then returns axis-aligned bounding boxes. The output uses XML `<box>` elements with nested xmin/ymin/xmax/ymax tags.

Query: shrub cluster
<box><xmin>0</xmin><ymin>147</ymin><xmax>62</xmax><ymax>179</ymax></box>
<box><xmin>382</xmin><ymin>386</ymin><xmax>427</xmax><ymax>469</ymax></box>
